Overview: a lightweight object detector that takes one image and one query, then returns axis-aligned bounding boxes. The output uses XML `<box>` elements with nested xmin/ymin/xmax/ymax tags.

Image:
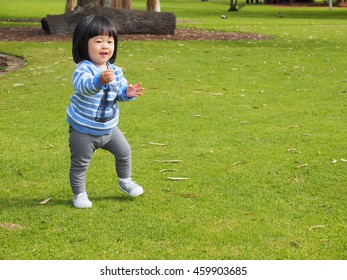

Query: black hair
<box><xmin>72</xmin><ymin>15</ymin><xmax>118</xmax><ymax>64</ymax></box>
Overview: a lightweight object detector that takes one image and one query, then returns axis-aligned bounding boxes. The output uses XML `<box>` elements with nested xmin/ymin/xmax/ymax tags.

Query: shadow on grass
<box><xmin>0</xmin><ymin>194</ymin><xmax>136</xmax><ymax>209</ymax></box>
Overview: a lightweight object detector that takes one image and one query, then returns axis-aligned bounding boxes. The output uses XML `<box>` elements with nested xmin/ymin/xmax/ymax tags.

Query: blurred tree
<box><xmin>65</xmin><ymin>0</ymin><xmax>76</xmax><ymax>13</ymax></box>
<box><xmin>228</xmin><ymin>0</ymin><xmax>238</xmax><ymax>12</ymax></box>
<box><xmin>65</xmin><ymin>0</ymin><xmax>132</xmax><ymax>11</ymax></box>
<box><xmin>147</xmin><ymin>0</ymin><xmax>161</xmax><ymax>12</ymax></box>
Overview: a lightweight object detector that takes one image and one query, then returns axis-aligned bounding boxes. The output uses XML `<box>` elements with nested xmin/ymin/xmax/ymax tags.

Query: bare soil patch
<box><xmin>0</xmin><ymin>26</ymin><xmax>270</xmax><ymax>75</ymax></box>
<box><xmin>0</xmin><ymin>53</ymin><xmax>26</xmax><ymax>76</ymax></box>
<box><xmin>0</xmin><ymin>26</ymin><xmax>270</xmax><ymax>42</ymax></box>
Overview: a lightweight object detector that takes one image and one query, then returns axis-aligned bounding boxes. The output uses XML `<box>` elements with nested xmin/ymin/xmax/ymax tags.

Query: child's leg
<box><xmin>102</xmin><ymin>126</ymin><xmax>132</xmax><ymax>179</ymax></box>
<box><xmin>69</xmin><ymin>127</ymin><xmax>97</xmax><ymax>195</ymax></box>
<box><xmin>103</xmin><ymin>127</ymin><xmax>143</xmax><ymax>197</ymax></box>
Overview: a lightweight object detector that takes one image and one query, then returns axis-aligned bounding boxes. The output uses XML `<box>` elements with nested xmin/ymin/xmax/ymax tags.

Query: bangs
<box><xmin>88</xmin><ymin>17</ymin><xmax>117</xmax><ymax>39</ymax></box>
<box><xmin>99</xmin><ymin>27</ymin><xmax>117</xmax><ymax>38</ymax></box>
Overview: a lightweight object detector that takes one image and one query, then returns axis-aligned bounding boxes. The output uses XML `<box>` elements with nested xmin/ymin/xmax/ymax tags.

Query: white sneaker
<box><xmin>73</xmin><ymin>192</ymin><xmax>92</xmax><ymax>208</ymax></box>
<box><xmin>119</xmin><ymin>180</ymin><xmax>144</xmax><ymax>197</ymax></box>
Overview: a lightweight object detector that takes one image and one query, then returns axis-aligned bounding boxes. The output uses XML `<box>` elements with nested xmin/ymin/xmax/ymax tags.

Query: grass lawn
<box><xmin>0</xmin><ymin>1</ymin><xmax>346</xmax><ymax>260</ymax></box>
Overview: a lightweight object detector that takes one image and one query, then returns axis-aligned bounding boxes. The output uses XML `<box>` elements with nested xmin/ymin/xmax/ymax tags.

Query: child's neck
<box><xmin>92</xmin><ymin>61</ymin><xmax>108</xmax><ymax>71</ymax></box>
<box><xmin>99</xmin><ymin>63</ymin><xmax>108</xmax><ymax>71</ymax></box>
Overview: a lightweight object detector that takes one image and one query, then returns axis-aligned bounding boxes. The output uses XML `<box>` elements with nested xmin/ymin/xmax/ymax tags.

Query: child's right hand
<box><xmin>99</xmin><ymin>70</ymin><xmax>115</xmax><ymax>86</ymax></box>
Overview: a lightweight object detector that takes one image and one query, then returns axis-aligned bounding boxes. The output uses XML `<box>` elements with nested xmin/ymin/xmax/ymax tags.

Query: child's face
<box><xmin>88</xmin><ymin>35</ymin><xmax>115</xmax><ymax>68</ymax></box>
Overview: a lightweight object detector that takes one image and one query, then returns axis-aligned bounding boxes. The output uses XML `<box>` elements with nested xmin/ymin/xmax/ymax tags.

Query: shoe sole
<box><xmin>73</xmin><ymin>202</ymin><xmax>92</xmax><ymax>208</ymax></box>
<box><xmin>73</xmin><ymin>199</ymin><xmax>92</xmax><ymax>208</ymax></box>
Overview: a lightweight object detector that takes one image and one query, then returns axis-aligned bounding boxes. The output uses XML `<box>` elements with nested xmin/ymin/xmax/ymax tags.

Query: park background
<box><xmin>0</xmin><ymin>0</ymin><xmax>346</xmax><ymax>260</ymax></box>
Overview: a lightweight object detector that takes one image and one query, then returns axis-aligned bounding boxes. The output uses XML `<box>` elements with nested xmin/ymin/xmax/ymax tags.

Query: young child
<box><xmin>67</xmin><ymin>15</ymin><xmax>144</xmax><ymax>208</ymax></box>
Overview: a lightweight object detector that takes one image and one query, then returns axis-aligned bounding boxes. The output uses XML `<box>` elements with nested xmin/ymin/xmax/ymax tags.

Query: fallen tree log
<box><xmin>41</xmin><ymin>7</ymin><xmax>176</xmax><ymax>35</ymax></box>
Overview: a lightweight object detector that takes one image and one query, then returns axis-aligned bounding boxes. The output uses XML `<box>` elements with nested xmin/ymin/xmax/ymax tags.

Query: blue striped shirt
<box><xmin>67</xmin><ymin>60</ymin><xmax>132</xmax><ymax>136</ymax></box>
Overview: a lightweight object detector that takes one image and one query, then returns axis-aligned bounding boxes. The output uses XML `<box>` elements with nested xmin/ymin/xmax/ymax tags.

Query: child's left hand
<box><xmin>126</xmin><ymin>82</ymin><xmax>144</xmax><ymax>98</ymax></box>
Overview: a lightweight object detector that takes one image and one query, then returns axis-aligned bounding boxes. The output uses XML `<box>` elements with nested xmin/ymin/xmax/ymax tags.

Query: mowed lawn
<box><xmin>0</xmin><ymin>1</ymin><xmax>346</xmax><ymax>260</ymax></box>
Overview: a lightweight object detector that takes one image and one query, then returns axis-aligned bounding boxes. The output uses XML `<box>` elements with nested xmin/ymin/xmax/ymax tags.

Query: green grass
<box><xmin>0</xmin><ymin>1</ymin><xmax>346</xmax><ymax>260</ymax></box>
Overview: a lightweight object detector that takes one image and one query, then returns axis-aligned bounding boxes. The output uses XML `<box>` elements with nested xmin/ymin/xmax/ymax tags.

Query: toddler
<box><xmin>67</xmin><ymin>15</ymin><xmax>144</xmax><ymax>208</ymax></box>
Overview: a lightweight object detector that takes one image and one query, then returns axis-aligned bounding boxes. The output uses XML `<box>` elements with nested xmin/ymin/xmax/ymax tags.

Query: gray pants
<box><xmin>69</xmin><ymin>126</ymin><xmax>131</xmax><ymax>195</ymax></box>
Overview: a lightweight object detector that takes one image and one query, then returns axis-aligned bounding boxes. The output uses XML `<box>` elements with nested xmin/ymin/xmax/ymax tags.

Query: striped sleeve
<box><xmin>73</xmin><ymin>63</ymin><xmax>105</xmax><ymax>96</ymax></box>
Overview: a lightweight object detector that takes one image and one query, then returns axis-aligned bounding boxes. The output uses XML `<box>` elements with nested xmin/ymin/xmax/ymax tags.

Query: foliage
<box><xmin>0</xmin><ymin>1</ymin><xmax>346</xmax><ymax>260</ymax></box>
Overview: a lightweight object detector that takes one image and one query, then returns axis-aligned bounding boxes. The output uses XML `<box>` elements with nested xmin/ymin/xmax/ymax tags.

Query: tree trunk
<box><xmin>147</xmin><ymin>0</ymin><xmax>161</xmax><ymax>12</ymax></box>
<box><xmin>113</xmin><ymin>0</ymin><xmax>124</xmax><ymax>9</ymax></box>
<box><xmin>109</xmin><ymin>0</ymin><xmax>132</xmax><ymax>9</ymax></box>
<box><xmin>65</xmin><ymin>0</ymin><xmax>77</xmax><ymax>13</ymax></box>
<box><xmin>76</xmin><ymin>0</ymin><xmax>132</xmax><ymax>9</ymax></box>
<box><xmin>228</xmin><ymin>0</ymin><xmax>238</xmax><ymax>12</ymax></box>
<box><xmin>77</xmin><ymin>0</ymin><xmax>101</xmax><ymax>7</ymax></box>
<box><xmin>77</xmin><ymin>0</ymin><xmax>100</xmax><ymax>8</ymax></box>
<box><xmin>119</xmin><ymin>0</ymin><xmax>132</xmax><ymax>9</ymax></box>
<box><xmin>100</xmin><ymin>0</ymin><xmax>113</xmax><ymax>7</ymax></box>
<box><xmin>41</xmin><ymin>7</ymin><xmax>176</xmax><ymax>35</ymax></box>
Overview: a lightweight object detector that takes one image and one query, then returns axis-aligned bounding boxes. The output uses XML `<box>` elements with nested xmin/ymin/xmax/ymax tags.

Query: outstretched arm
<box><xmin>126</xmin><ymin>82</ymin><xmax>145</xmax><ymax>98</ymax></box>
